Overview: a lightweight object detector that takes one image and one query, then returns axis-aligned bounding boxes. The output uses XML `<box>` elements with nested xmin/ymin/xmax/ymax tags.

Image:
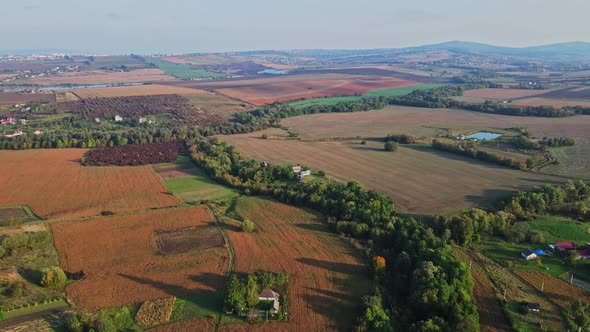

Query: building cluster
<box><xmin>291</xmin><ymin>165</ymin><xmax>312</xmax><ymax>181</ymax></box>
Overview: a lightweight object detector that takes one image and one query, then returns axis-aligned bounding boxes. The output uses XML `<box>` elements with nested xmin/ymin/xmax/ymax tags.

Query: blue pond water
<box><xmin>466</xmin><ymin>132</ymin><xmax>503</xmax><ymax>140</ymax></box>
<box><xmin>257</xmin><ymin>69</ymin><xmax>289</xmax><ymax>75</ymax></box>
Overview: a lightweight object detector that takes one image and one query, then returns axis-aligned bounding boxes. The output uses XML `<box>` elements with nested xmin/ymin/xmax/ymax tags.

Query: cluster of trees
<box><xmin>384</xmin><ymin>141</ymin><xmax>399</xmax><ymax>152</ymax></box>
<box><xmin>434</xmin><ymin>181</ymin><xmax>590</xmax><ymax>247</ymax></box>
<box><xmin>541</xmin><ymin>137</ymin><xmax>576</xmax><ymax>147</ymax></box>
<box><xmin>384</xmin><ymin>134</ymin><xmax>416</xmax><ymax>144</ymax></box>
<box><xmin>64</xmin><ymin>307</ymin><xmax>139</xmax><ymax>332</ymax></box>
<box><xmin>224</xmin><ymin>270</ymin><xmax>288</xmax><ymax>318</ymax></box>
<box><xmin>81</xmin><ymin>142</ymin><xmax>179</xmax><ymax>166</ymax></box>
<box><xmin>189</xmin><ymin>137</ymin><xmax>479</xmax><ymax>331</ymax></box>
<box><xmin>432</xmin><ymin>139</ymin><xmax>526</xmax><ymax>170</ymax></box>
<box><xmin>40</xmin><ymin>266</ymin><xmax>67</xmax><ymax>288</ymax></box>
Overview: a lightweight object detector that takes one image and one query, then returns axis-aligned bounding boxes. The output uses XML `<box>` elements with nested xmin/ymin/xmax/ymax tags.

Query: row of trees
<box><xmin>434</xmin><ymin>181</ymin><xmax>590</xmax><ymax>247</ymax></box>
<box><xmin>81</xmin><ymin>142</ymin><xmax>179</xmax><ymax>166</ymax></box>
<box><xmin>432</xmin><ymin>139</ymin><xmax>526</xmax><ymax>170</ymax></box>
<box><xmin>189</xmin><ymin>137</ymin><xmax>479</xmax><ymax>331</ymax></box>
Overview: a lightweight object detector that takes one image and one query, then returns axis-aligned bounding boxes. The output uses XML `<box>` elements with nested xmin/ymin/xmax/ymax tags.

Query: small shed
<box><xmin>555</xmin><ymin>242</ymin><xmax>575</xmax><ymax>251</ymax></box>
<box><xmin>114</xmin><ymin>115</ymin><xmax>123</xmax><ymax>122</ymax></box>
<box><xmin>521</xmin><ymin>249</ymin><xmax>537</xmax><ymax>260</ymax></box>
<box><xmin>270</xmin><ymin>299</ymin><xmax>279</xmax><ymax>314</ymax></box>
<box><xmin>528</xmin><ymin>303</ymin><xmax>541</xmax><ymax>312</ymax></box>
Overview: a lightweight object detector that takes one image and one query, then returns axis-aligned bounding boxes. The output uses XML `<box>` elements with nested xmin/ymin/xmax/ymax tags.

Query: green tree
<box><xmin>567</xmin><ymin>300</ymin><xmax>590</xmax><ymax>332</ymax></box>
<box><xmin>384</xmin><ymin>141</ymin><xmax>398</xmax><ymax>152</ymax></box>
<box><xmin>225</xmin><ymin>274</ymin><xmax>246</xmax><ymax>313</ymax></box>
<box><xmin>40</xmin><ymin>266</ymin><xmax>67</xmax><ymax>288</ymax></box>
<box><xmin>567</xmin><ymin>251</ymin><xmax>581</xmax><ymax>267</ymax></box>
<box><xmin>241</xmin><ymin>219</ymin><xmax>256</xmax><ymax>233</ymax></box>
<box><xmin>245</xmin><ymin>275</ymin><xmax>259</xmax><ymax>308</ymax></box>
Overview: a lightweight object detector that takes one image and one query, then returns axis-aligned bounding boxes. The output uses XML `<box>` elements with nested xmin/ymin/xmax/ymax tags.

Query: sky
<box><xmin>2</xmin><ymin>0</ymin><xmax>590</xmax><ymax>54</ymax></box>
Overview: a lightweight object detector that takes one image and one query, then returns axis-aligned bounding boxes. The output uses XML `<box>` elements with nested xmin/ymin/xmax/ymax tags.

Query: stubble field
<box><xmin>219</xmin><ymin>136</ymin><xmax>563</xmax><ymax>213</ymax></box>
<box><xmin>68</xmin><ymin>84</ymin><xmax>208</xmax><ymax>98</ymax></box>
<box><xmin>218</xmin><ymin>197</ymin><xmax>370</xmax><ymax>332</ymax></box>
<box><xmin>51</xmin><ymin>206</ymin><xmax>228</xmax><ymax>310</ymax></box>
<box><xmin>24</xmin><ymin>69</ymin><xmax>176</xmax><ymax>86</ymax></box>
<box><xmin>0</xmin><ymin>149</ymin><xmax>180</xmax><ymax>219</ymax></box>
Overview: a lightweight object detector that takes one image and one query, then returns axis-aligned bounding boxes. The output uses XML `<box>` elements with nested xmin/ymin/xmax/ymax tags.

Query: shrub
<box><xmin>261</xmin><ymin>134</ymin><xmax>268</xmax><ymax>139</ymax></box>
<box><xmin>384</xmin><ymin>141</ymin><xmax>398</xmax><ymax>152</ymax></box>
<box><xmin>241</xmin><ymin>219</ymin><xmax>256</xmax><ymax>233</ymax></box>
<box><xmin>40</xmin><ymin>266</ymin><xmax>67</xmax><ymax>288</ymax></box>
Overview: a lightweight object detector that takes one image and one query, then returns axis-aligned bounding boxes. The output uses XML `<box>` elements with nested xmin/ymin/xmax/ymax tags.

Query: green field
<box><xmin>289</xmin><ymin>84</ymin><xmax>441</xmax><ymax>108</ymax></box>
<box><xmin>146</xmin><ymin>57</ymin><xmax>229</xmax><ymax>79</ymax></box>
<box><xmin>516</xmin><ymin>215</ymin><xmax>590</xmax><ymax>244</ymax></box>
<box><xmin>154</xmin><ymin>156</ymin><xmax>240</xmax><ymax>203</ymax></box>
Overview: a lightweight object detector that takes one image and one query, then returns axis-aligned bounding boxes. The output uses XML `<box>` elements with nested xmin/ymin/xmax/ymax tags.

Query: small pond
<box><xmin>258</xmin><ymin>69</ymin><xmax>289</xmax><ymax>75</ymax></box>
<box><xmin>466</xmin><ymin>131</ymin><xmax>503</xmax><ymax>140</ymax></box>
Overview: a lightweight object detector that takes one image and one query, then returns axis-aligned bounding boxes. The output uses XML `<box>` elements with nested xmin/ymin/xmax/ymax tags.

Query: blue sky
<box><xmin>2</xmin><ymin>0</ymin><xmax>589</xmax><ymax>53</ymax></box>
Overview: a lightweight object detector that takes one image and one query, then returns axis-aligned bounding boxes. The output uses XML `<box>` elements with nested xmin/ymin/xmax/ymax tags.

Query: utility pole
<box><xmin>469</xmin><ymin>261</ymin><xmax>472</xmax><ymax>270</ymax></box>
<box><xmin>541</xmin><ymin>281</ymin><xmax>544</xmax><ymax>292</ymax></box>
<box><xmin>503</xmin><ymin>288</ymin><xmax>506</xmax><ymax>301</ymax></box>
<box><xmin>571</xmin><ymin>273</ymin><xmax>574</xmax><ymax>284</ymax></box>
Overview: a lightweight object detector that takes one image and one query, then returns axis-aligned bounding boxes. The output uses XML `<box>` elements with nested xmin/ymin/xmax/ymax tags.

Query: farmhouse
<box><xmin>291</xmin><ymin>165</ymin><xmax>302</xmax><ymax>173</ymax></box>
<box><xmin>114</xmin><ymin>115</ymin><xmax>123</xmax><ymax>122</ymax></box>
<box><xmin>3</xmin><ymin>129</ymin><xmax>23</xmax><ymax>137</ymax></box>
<box><xmin>521</xmin><ymin>249</ymin><xmax>537</xmax><ymax>260</ymax></box>
<box><xmin>139</xmin><ymin>117</ymin><xmax>148</xmax><ymax>124</ymax></box>
<box><xmin>95</xmin><ymin>118</ymin><xmax>100</xmax><ymax>123</ymax></box>
<box><xmin>1</xmin><ymin>116</ymin><xmax>16</xmax><ymax>125</ymax></box>
<box><xmin>259</xmin><ymin>289</ymin><xmax>279</xmax><ymax>301</ymax></box>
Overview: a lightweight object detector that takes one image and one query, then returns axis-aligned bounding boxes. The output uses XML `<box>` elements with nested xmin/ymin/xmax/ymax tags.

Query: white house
<box><xmin>114</xmin><ymin>115</ymin><xmax>123</xmax><ymax>122</ymax></box>
<box><xmin>291</xmin><ymin>165</ymin><xmax>302</xmax><ymax>173</ymax></box>
<box><xmin>258</xmin><ymin>289</ymin><xmax>279</xmax><ymax>302</ymax></box>
<box><xmin>139</xmin><ymin>117</ymin><xmax>148</xmax><ymax>124</ymax></box>
<box><xmin>95</xmin><ymin>118</ymin><xmax>101</xmax><ymax>123</ymax></box>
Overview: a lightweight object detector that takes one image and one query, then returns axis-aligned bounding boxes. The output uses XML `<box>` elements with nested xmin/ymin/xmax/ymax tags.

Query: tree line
<box><xmin>188</xmin><ymin>137</ymin><xmax>479</xmax><ymax>331</ymax></box>
<box><xmin>432</xmin><ymin>139</ymin><xmax>526</xmax><ymax>170</ymax></box>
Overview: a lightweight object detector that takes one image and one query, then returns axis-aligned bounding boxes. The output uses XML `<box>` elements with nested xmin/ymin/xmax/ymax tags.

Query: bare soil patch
<box><xmin>0</xmin><ymin>149</ymin><xmax>180</xmax><ymax>219</ymax></box>
<box><xmin>515</xmin><ymin>270</ymin><xmax>590</xmax><ymax>310</ymax></box>
<box><xmin>156</xmin><ymin>225</ymin><xmax>224</xmax><ymax>255</ymax></box>
<box><xmin>26</xmin><ymin>69</ymin><xmax>175</xmax><ymax>86</ymax></box>
<box><xmin>0</xmin><ymin>92</ymin><xmax>56</xmax><ymax>105</ymax></box>
<box><xmin>51</xmin><ymin>206</ymin><xmax>228</xmax><ymax>309</ymax></box>
<box><xmin>148</xmin><ymin>317</ymin><xmax>216</xmax><ymax>332</ymax></box>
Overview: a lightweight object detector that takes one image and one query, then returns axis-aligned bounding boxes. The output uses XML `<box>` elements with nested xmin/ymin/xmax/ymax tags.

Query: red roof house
<box><xmin>555</xmin><ymin>242</ymin><xmax>575</xmax><ymax>250</ymax></box>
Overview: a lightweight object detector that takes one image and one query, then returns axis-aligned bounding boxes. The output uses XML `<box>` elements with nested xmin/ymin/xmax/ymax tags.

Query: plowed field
<box><xmin>51</xmin><ymin>207</ymin><xmax>228</xmax><ymax>309</ymax></box>
<box><xmin>0</xmin><ymin>149</ymin><xmax>180</xmax><ymax>219</ymax></box>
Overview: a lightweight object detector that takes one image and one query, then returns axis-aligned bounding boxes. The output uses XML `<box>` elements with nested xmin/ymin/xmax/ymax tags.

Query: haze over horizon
<box><xmin>2</xmin><ymin>0</ymin><xmax>590</xmax><ymax>54</ymax></box>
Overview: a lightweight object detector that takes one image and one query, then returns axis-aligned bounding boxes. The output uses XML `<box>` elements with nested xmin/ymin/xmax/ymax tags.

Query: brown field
<box><xmin>24</xmin><ymin>69</ymin><xmax>176</xmax><ymax>86</ymax></box>
<box><xmin>281</xmin><ymin>105</ymin><xmax>590</xmax><ymax>140</ymax></box>
<box><xmin>0</xmin><ymin>92</ymin><xmax>56</xmax><ymax>105</ymax></box>
<box><xmin>161</xmin><ymin>74</ymin><xmax>417</xmax><ymax>105</ymax></box>
<box><xmin>478</xmin><ymin>147</ymin><xmax>530</xmax><ymax>163</ymax></box>
<box><xmin>69</xmin><ymin>84</ymin><xmax>207</xmax><ymax>98</ymax></box>
<box><xmin>219</xmin><ymin>136</ymin><xmax>563</xmax><ymax>213</ymax></box>
<box><xmin>183</xmin><ymin>93</ymin><xmax>255</xmax><ymax>118</ymax></box>
<box><xmin>0</xmin><ymin>149</ymin><xmax>180</xmax><ymax>219</ymax></box>
<box><xmin>513</xmin><ymin>97</ymin><xmax>590</xmax><ymax>108</ymax></box>
<box><xmin>463</xmin><ymin>88</ymin><xmax>552</xmax><ymax>100</ymax></box>
<box><xmin>515</xmin><ymin>270</ymin><xmax>590</xmax><ymax>310</ymax></box>
<box><xmin>51</xmin><ymin>206</ymin><xmax>228</xmax><ymax>309</ymax></box>
<box><xmin>453</xmin><ymin>248</ymin><xmax>511</xmax><ymax>332</ymax></box>
<box><xmin>219</xmin><ymin>197</ymin><xmax>370</xmax><ymax>332</ymax></box>
<box><xmin>156</xmin><ymin>225</ymin><xmax>224</xmax><ymax>255</ymax></box>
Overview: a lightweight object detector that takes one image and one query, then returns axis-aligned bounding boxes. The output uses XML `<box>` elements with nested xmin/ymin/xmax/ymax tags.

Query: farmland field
<box><xmin>22</xmin><ymin>68</ymin><xmax>175</xmax><ymax>86</ymax></box>
<box><xmin>152</xmin><ymin>156</ymin><xmax>240</xmax><ymax>203</ymax></box>
<box><xmin>161</xmin><ymin>74</ymin><xmax>417</xmax><ymax>105</ymax></box>
<box><xmin>288</xmin><ymin>83</ymin><xmax>440</xmax><ymax>108</ymax></box>
<box><xmin>51</xmin><ymin>206</ymin><xmax>229</xmax><ymax>310</ymax></box>
<box><xmin>515</xmin><ymin>215</ymin><xmax>590</xmax><ymax>244</ymax></box>
<box><xmin>218</xmin><ymin>197</ymin><xmax>370</xmax><ymax>332</ymax></box>
<box><xmin>0</xmin><ymin>149</ymin><xmax>180</xmax><ymax>219</ymax></box>
<box><xmin>146</xmin><ymin>57</ymin><xmax>228</xmax><ymax>79</ymax></box>
<box><xmin>515</xmin><ymin>271</ymin><xmax>590</xmax><ymax>310</ymax></box>
<box><xmin>218</xmin><ymin>135</ymin><xmax>563</xmax><ymax>214</ymax></box>
<box><xmin>513</xmin><ymin>97</ymin><xmax>590</xmax><ymax>108</ymax></box>
<box><xmin>69</xmin><ymin>84</ymin><xmax>207</xmax><ymax>98</ymax></box>
<box><xmin>0</xmin><ymin>92</ymin><xmax>56</xmax><ymax>105</ymax></box>
<box><xmin>462</xmin><ymin>88</ymin><xmax>552</xmax><ymax>100</ymax></box>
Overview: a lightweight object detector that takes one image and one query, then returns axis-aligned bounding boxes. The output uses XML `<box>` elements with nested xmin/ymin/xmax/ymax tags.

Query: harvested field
<box><xmin>148</xmin><ymin>317</ymin><xmax>216</xmax><ymax>332</ymax></box>
<box><xmin>25</xmin><ymin>69</ymin><xmax>175</xmax><ymax>86</ymax></box>
<box><xmin>135</xmin><ymin>297</ymin><xmax>176</xmax><ymax>327</ymax></box>
<box><xmin>69</xmin><ymin>84</ymin><xmax>207</xmax><ymax>98</ymax></box>
<box><xmin>51</xmin><ymin>206</ymin><xmax>228</xmax><ymax>310</ymax></box>
<box><xmin>0</xmin><ymin>149</ymin><xmax>180</xmax><ymax>219</ymax></box>
<box><xmin>0</xmin><ymin>207</ymin><xmax>29</xmax><ymax>222</ymax></box>
<box><xmin>513</xmin><ymin>97</ymin><xmax>590</xmax><ymax>108</ymax></box>
<box><xmin>537</xmin><ymin>86</ymin><xmax>590</xmax><ymax>100</ymax></box>
<box><xmin>161</xmin><ymin>74</ymin><xmax>417</xmax><ymax>105</ymax></box>
<box><xmin>515</xmin><ymin>270</ymin><xmax>590</xmax><ymax>310</ymax></box>
<box><xmin>478</xmin><ymin>147</ymin><xmax>530</xmax><ymax>163</ymax></box>
<box><xmin>183</xmin><ymin>93</ymin><xmax>255</xmax><ymax>119</ymax></box>
<box><xmin>463</xmin><ymin>88</ymin><xmax>552</xmax><ymax>100</ymax></box>
<box><xmin>156</xmin><ymin>225</ymin><xmax>224</xmax><ymax>255</ymax></box>
<box><xmin>219</xmin><ymin>197</ymin><xmax>370</xmax><ymax>332</ymax></box>
<box><xmin>0</xmin><ymin>92</ymin><xmax>56</xmax><ymax>105</ymax></box>
<box><xmin>219</xmin><ymin>136</ymin><xmax>563</xmax><ymax>213</ymax></box>
<box><xmin>281</xmin><ymin>105</ymin><xmax>590</xmax><ymax>140</ymax></box>
<box><xmin>453</xmin><ymin>248</ymin><xmax>511</xmax><ymax>332</ymax></box>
